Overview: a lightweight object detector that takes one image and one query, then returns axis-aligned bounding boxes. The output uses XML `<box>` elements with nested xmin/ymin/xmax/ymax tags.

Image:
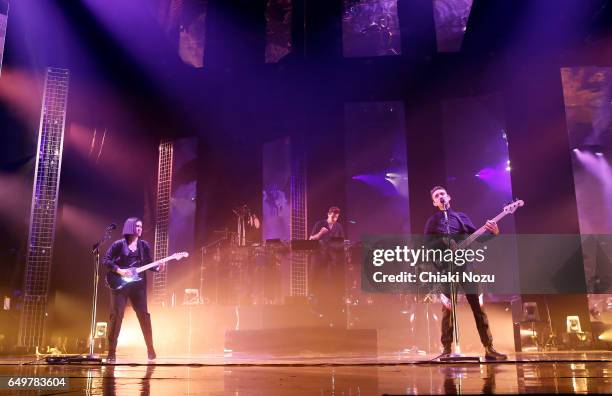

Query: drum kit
<box><xmin>198</xmin><ymin>209</ymin><xmax>443</xmax><ymax>308</ymax></box>
<box><xmin>195</xmin><ymin>206</ymin><xmax>444</xmax><ymax>352</ymax></box>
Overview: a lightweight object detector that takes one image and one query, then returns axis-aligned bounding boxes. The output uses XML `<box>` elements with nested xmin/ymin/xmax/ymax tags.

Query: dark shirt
<box><xmin>311</xmin><ymin>220</ymin><xmax>345</xmax><ymax>243</ymax></box>
<box><xmin>127</xmin><ymin>249</ymin><xmax>141</xmax><ymax>268</ymax></box>
<box><xmin>102</xmin><ymin>239</ymin><xmax>154</xmax><ymax>273</ymax></box>
<box><xmin>424</xmin><ymin>209</ymin><xmax>494</xmax><ymax>249</ymax></box>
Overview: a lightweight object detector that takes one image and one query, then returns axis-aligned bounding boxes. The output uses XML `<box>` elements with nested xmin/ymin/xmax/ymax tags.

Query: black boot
<box><xmin>137</xmin><ymin>312</ymin><xmax>157</xmax><ymax>361</ymax></box>
<box><xmin>107</xmin><ymin>314</ymin><xmax>122</xmax><ymax>363</ymax></box>
<box><xmin>106</xmin><ymin>347</ymin><xmax>116</xmax><ymax>363</ymax></box>
<box><xmin>484</xmin><ymin>345</ymin><xmax>507</xmax><ymax>361</ymax></box>
<box><xmin>439</xmin><ymin>345</ymin><xmax>452</xmax><ymax>358</ymax></box>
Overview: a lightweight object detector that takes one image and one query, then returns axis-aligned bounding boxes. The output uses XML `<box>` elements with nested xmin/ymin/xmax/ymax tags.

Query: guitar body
<box><xmin>104</xmin><ymin>251</ymin><xmax>189</xmax><ymax>291</ymax></box>
<box><xmin>105</xmin><ymin>268</ymin><xmax>142</xmax><ymax>291</ymax></box>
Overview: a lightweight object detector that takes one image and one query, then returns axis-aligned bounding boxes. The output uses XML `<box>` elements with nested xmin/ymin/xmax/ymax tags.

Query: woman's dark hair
<box><xmin>122</xmin><ymin>217</ymin><xmax>142</xmax><ymax>237</ymax></box>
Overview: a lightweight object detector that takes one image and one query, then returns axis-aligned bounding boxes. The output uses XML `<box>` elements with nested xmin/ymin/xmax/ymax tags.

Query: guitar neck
<box><xmin>459</xmin><ymin>210</ymin><xmax>508</xmax><ymax>249</ymax></box>
<box><xmin>136</xmin><ymin>256</ymin><xmax>174</xmax><ymax>274</ymax></box>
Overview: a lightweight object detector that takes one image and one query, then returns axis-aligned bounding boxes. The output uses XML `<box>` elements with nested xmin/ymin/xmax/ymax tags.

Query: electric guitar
<box><xmin>105</xmin><ymin>252</ymin><xmax>189</xmax><ymax>290</ymax></box>
<box><xmin>449</xmin><ymin>199</ymin><xmax>524</xmax><ymax>250</ymax></box>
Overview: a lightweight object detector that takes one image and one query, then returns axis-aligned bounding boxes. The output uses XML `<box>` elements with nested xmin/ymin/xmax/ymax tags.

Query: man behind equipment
<box><xmin>424</xmin><ymin>186</ymin><xmax>507</xmax><ymax>361</ymax></box>
<box><xmin>309</xmin><ymin>206</ymin><xmax>345</xmax><ymax>242</ymax></box>
<box><xmin>309</xmin><ymin>206</ymin><xmax>346</xmax><ymax>326</ymax></box>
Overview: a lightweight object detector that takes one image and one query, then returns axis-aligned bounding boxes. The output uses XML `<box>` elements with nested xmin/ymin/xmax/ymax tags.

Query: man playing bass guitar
<box><xmin>425</xmin><ymin>186</ymin><xmax>507</xmax><ymax>361</ymax></box>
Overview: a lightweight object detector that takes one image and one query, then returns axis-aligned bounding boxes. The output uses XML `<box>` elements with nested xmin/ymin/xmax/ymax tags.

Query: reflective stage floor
<box><xmin>0</xmin><ymin>352</ymin><xmax>610</xmax><ymax>394</ymax></box>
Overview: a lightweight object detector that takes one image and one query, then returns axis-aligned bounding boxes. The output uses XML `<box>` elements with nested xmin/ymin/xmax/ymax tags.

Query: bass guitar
<box><xmin>449</xmin><ymin>199</ymin><xmax>524</xmax><ymax>251</ymax></box>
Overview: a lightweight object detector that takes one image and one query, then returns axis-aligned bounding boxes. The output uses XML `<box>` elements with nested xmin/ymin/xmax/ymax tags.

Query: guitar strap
<box><xmin>138</xmin><ymin>239</ymin><xmax>145</xmax><ymax>265</ymax></box>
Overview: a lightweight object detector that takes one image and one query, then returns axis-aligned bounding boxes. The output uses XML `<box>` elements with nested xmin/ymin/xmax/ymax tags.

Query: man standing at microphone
<box><xmin>424</xmin><ymin>186</ymin><xmax>507</xmax><ymax>361</ymax></box>
<box><xmin>102</xmin><ymin>217</ymin><xmax>165</xmax><ymax>362</ymax></box>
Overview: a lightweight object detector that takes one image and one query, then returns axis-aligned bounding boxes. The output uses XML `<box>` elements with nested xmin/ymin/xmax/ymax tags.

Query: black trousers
<box><xmin>441</xmin><ymin>292</ymin><xmax>493</xmax><ymax>348</ymax></box>
<box><xmin>107</xmin><ymin>282</ymin><xmax>155</xmax><ymax>353</ymax></box>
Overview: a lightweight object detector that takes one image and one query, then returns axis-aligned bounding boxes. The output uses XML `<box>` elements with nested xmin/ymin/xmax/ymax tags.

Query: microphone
<box><xmin>93</xmin><ymin>224</ymin><xmax>116</xmax><ymax>252</ymax></box>
<box><xmin>439</xmin><ymin>196</ymin><xmax>449</xmax><ymax>210</ymax></box>
<box><xmin>439</xmin><ymin>197</ymin><xmax>449</xmax><ymax>224</ymax></box>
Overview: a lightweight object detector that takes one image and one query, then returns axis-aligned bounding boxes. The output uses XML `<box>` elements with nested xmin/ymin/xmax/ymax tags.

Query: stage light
<box><xmin>183</xmin><ymin>289</ymin><xmax>199</xmax><ymax>305</ymax></box>
<box><xmin>522</xmin><ymin>302</ymin><xmax>540</xmax><ymax>321</ymax></box>
<box><xmin>598</xmin><ymin>329</ymin><xmax>612</xmax><ymax>342</ymax></box>
<box><xmin>566</xmin><ymin>315</ymin><xmax>582</xmax><ymax>333</ymax></box>
<box><xmin>95</xmin><ymin>322</ymin><xmax>107</xmax><ymax>338</ymax></box>
<box><xmin>577</xmin><ymin>144</ymin><xmax>605</xmax><ymax>155</ymax></box>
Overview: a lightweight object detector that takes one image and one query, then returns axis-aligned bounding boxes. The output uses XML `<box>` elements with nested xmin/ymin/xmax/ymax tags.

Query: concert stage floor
<box><xmin>0</xmin><ymin>352</ymin><xmax>610</xmax><ymax>394</ymax></box>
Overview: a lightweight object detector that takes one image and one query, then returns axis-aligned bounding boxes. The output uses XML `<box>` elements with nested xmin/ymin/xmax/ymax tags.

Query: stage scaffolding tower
<box><xmin>17</xmin><ymin>67</ymin><xmax>70</xmax><ymax>350</ymax></box>
<box><xmin>152</xmin><ymin>139</ymin><xmax>174</xmax><ymax>306</ymax></box>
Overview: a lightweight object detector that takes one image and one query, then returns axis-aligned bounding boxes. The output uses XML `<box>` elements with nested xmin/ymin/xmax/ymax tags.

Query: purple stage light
<box><xmin>352</xmin><ymin>173</ymin><xmax>398</xmax><ymax>196</ymax></box>
<box><xmin>474</xmin><ymin>161</ymin><xmax>513</xmax><ymax>193</ymax></box>
<box><xmin>475</xmin><ymin>167</ymin><xmax>495</xmax><ymax>179</ymax></box>
<box><xmin>82</xmin><ymin>0</ymin><xmax>182</xmax><ymax>74</ymax></box>
<box><xmin>574</xmin><ymin>150</ymin><xmax>612</xmax><ymax>187</ymax></box>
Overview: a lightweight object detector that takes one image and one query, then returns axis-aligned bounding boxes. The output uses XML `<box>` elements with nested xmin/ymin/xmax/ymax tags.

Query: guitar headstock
<box><xmin>503</xmin><ymin>199</ymin><xmax>524</xmax><ymax>214</ymax></box>
<box><xmin>172</xmin><ymin>251</ymin><xmax>190</xmax><ymax>260</ymax></box>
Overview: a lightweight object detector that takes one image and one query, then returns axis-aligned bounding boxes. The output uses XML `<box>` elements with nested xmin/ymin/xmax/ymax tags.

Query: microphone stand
<box><xmin>439</xmin><ymin>203</ymin><xmax>479</xmax><ymax>362</ymax></box>
<box><xmin>59</xmin><ymin>226</ymin><xmax>114</xmax><ymax>364</ymax></box>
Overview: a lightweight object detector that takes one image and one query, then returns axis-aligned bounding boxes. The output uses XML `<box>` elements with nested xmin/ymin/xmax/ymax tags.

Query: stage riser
<box><xmin>122</xmin><ymin>303</ymin><xmax>515</xmax><ymax>356</ymax></box>
<box><xmin>225</xmin><ymin>328</ymin><xmax>377</xmax><ymax>356</ymax></box>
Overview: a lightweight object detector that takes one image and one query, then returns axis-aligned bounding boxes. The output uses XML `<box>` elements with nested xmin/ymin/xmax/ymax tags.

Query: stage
<box><xmin>0</xmin><ymin>352</ymin><xmax>610</xmax><ymax>394</ymax></box>
<box><xmin>2</xmin><ymin>0</ymin><xmax>612</xmax><ymax>394</ymax></box>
